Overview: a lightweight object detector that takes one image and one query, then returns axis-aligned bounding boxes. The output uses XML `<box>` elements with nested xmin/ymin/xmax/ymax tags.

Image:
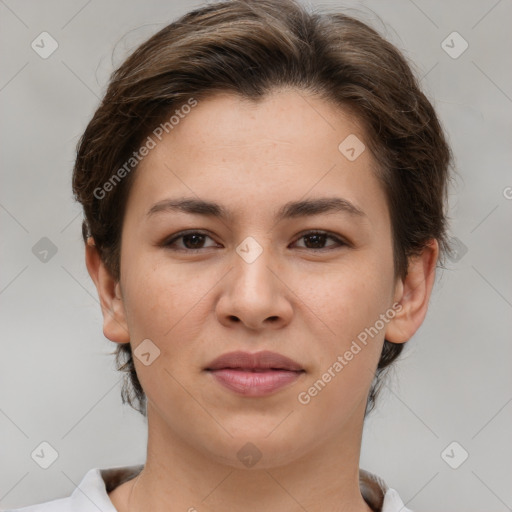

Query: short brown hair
<box><xmin>72</xmin><ymin>0</ymin><xmax>452</xmax><ymax>417</ymax></box>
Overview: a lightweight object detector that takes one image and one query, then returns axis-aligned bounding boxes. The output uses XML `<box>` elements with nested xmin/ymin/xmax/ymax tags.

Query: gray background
<box><xmin>1</xmin><ymin>1</ymin><xmax>511</xmax><ymax>511</ymax></box>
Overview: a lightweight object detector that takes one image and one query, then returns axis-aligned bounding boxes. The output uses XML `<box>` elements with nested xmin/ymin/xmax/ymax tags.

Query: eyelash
<box><xmin>161</xmin><ymin>230</ymin><xmax>348</xmax><ymax>252</ymax></box>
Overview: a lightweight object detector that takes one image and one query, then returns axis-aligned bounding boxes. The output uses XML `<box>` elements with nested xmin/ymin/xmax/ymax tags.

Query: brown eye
<box><xmin>181</xmin><ymin>233</ymin><xmax>207</xmax><ymax>249</ymax></box>
<box><xmin>162</xmin><ymin>230</ymin><xmax>347</xmax><ymax>253</ymax></box>
<box><xmin>163</xmin><ymin>231</ymin><xmax>218</xmax><ymax>251</ymax></box>
<box><xmin>293</xmin><ymin>231</ymin><xmax>346</xmax><ymax>250</ymax></box>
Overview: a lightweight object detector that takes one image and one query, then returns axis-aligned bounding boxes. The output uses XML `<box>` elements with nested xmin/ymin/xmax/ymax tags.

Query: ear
<box><xmin>385</xmin><ymin>239</ymin><xmax>439</xmax><ymax>344</ymax></box>
<box><xmin>85</xmin><ymin>237</ymin><xmax>130</xmax><ymax>345</ymax></box>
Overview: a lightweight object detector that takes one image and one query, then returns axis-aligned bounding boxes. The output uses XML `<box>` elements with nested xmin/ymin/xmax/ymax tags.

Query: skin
<box><xmin>86</xmin><ymin>88</ymin><xmax>438</xmax><ymax>512</ymax></box>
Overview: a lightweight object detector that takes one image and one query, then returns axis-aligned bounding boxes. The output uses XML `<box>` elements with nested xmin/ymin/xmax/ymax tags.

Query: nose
<box><xmin>215</xmin><ymin>240</ymin><xmax>293</xmax><ymax>331</ymax></box>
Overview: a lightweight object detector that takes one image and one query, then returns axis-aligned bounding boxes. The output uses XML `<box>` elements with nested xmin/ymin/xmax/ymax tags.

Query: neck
<box><xmin>126</xmin><ymin>402</ymin><xmax>374</xmax><ymax>512</ymax></box>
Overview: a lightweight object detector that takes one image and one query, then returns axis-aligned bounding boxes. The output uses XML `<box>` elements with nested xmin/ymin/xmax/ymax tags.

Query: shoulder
<box><xmin>359</xmin><ymin>468</ymin><xmax>413</xmax><ymax>512</ymax></box>
<box><xmin>382</xmin><ymin>487</ymin><xmax>414</xmax><ymax>512</ymax></box>
<box><xmin>6</xmin><ymin>465</ymin><xmax>143</xmax><ymax>512</ymax></box>
<box><xmin>9</xmin><ymin>465</ymin><xmax>410</xmax><ymax>512</ymax></box>
<box><xmin>6</xmin><ymin>468</ymin><xmax>104</xmax><ymax>512</ymax></box>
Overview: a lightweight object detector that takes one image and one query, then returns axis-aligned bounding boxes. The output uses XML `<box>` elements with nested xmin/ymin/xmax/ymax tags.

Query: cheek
<box><xmin>293</xmin><ymin>272</ymin><xmax>391</xmax><ymax>430</ymax></box>
<box><xmin>119</xmin><ymin>256</ymin><xmax>215</xmax><ymax>404</ymax></box>
<box><xmin>121</xmin><ymin>252</ymin><xmax>224</xmax><ymax>376</ymax></box>
<box><xmin>295</xmin><ymin>255</ymin><xmax>395</xmax><ymax>403</ymax></box>
<box><xmin>303</xmin><ymin>259</ymin><xmax>394</xmax><ymax>344</ymax></box>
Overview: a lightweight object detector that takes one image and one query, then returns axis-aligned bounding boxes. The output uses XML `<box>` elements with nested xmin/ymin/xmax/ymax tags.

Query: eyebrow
<box><xmin>146</xmin><ymin>196</ymin><xmax>366</xmax><ymax>222</ymax></box>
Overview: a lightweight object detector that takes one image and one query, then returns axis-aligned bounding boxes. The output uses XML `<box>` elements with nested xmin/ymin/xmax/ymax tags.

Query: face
<box><xmin>109</xmin><ymin>89</ymin><xmax>405</xmax><ymax>467</ymax></box>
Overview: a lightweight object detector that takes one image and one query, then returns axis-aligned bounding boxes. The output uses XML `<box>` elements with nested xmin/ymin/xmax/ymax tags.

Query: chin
<box><xmin>199</xmin><ymin>427</ymin><xmax>312</xmax><ymax>470</ymax></box>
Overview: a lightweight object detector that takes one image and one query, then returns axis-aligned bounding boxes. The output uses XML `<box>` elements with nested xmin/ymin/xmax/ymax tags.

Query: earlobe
<box><xmin>385</xmin><ymin>239</ymin><xmax>439</xmax><ymax>344</ymax></box>
<box><xmin>85</xmin><ymin>237</ymin><xmax>130</xmax><ymax>345</ymax></box>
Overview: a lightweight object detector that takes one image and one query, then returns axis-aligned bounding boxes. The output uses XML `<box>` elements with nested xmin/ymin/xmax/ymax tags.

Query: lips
<box><xmin>205</xmin><ymin>351</ymin><xmax>305</xmax><ymax>396</ymax></box>
<box><xmin>205</xmin><ymin>350</ymin><xmax>303</xmax><ymax>372</ymax></box>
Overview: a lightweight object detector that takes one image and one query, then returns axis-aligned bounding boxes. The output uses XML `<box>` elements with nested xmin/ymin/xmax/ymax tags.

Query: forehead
<box><xmin>125</xmin><ymin>89</ymin><xmax>388</xmax><ymax>226</ymax></box>
<box><xmin>164</xmin><ymin>89</ymin><xmax>362</xmax><ymax>158</ymax></box>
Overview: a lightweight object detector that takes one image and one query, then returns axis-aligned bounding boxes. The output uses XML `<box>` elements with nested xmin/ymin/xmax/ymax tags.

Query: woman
<box><xmin>12</xmin><ymin>0</ymin><xmax>451</xmax><ymax>510</ymax></box>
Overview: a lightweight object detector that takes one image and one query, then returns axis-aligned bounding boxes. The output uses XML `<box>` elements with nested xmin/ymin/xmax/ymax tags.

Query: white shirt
<box><xmin>6</xmin><ymin>465</ymin><xmax>413</xmax><ymax>512</ymax></box>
